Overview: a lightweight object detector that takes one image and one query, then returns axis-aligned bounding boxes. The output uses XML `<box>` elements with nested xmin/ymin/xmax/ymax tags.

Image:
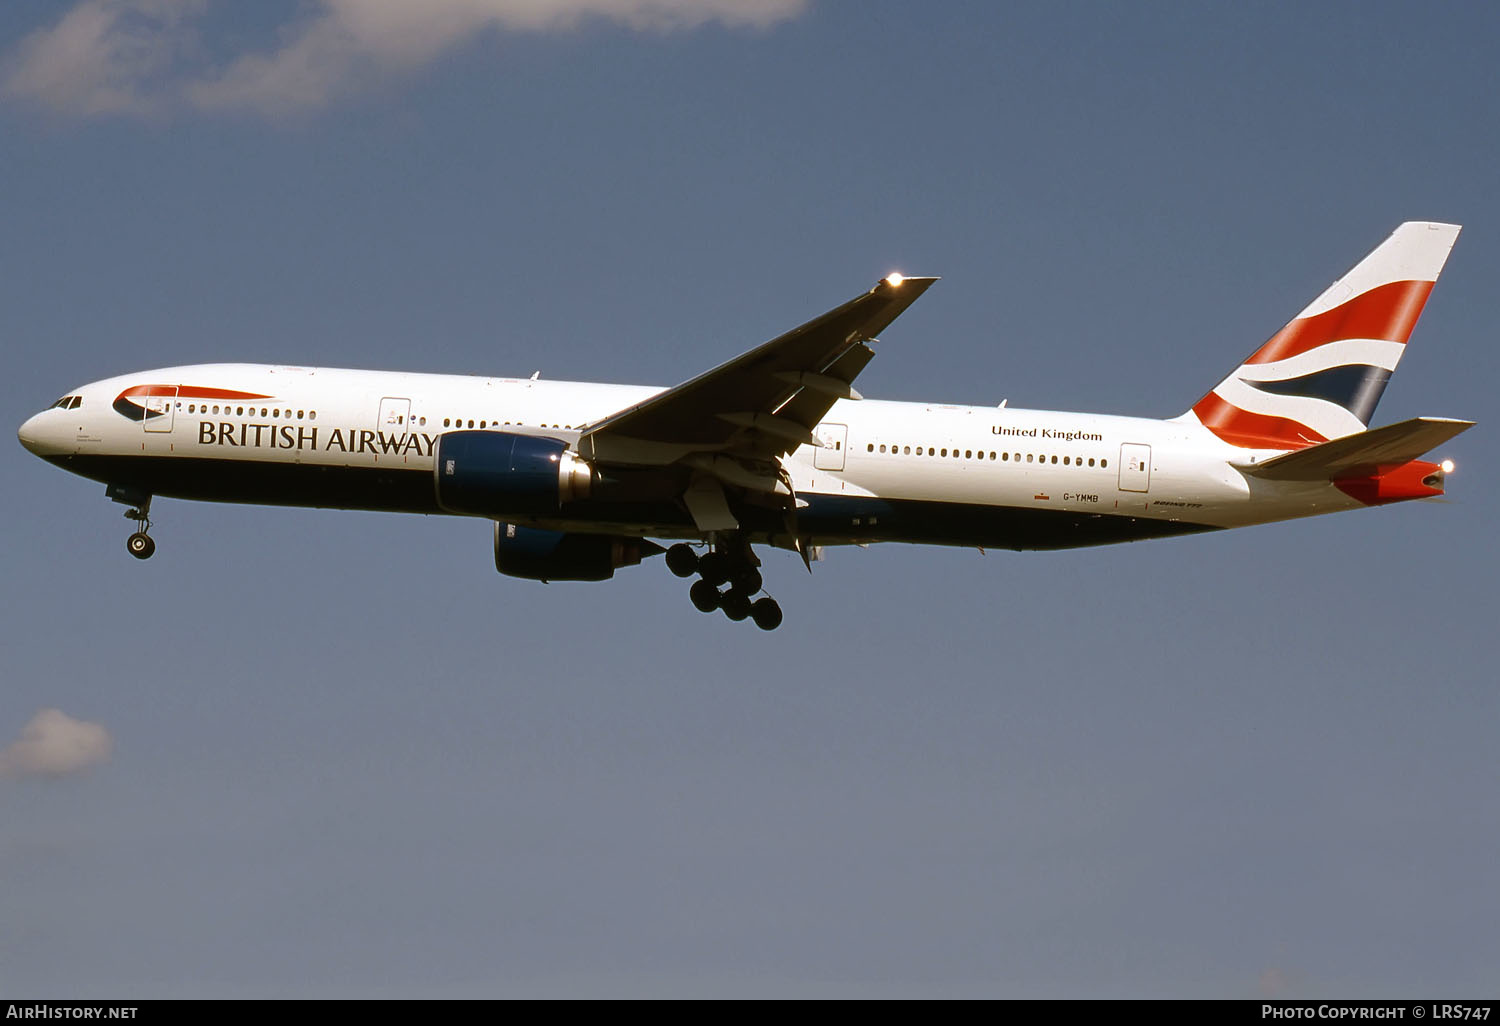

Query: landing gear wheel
<box><xmin>750</xmin><ymin>597</ymin><xmax>783</xmax><ymax>631</ymax></box>
<box><xmin>720</xmin><ymin>589</ymin><xmax>752</xmax><ymax>621</ymax></box>
<box><xmin>731</xmin><ymin>566</ymin><xmax>763</xmax><ymax>595</ymax></box>
<box><xmin>117</xmin><ymin>492</ymin><xmax>156</xmax><ymax>560</ymax></box>
<box><xmin>666</xmin><ymin>543</ymin><xmax>700</xmax><ymax>578</ymax></box>
<box><xmin>697</xmin><ymin>552</ymin><xmax>731</xmax><ymax>586</ymax></box>
<box><xmin>689</xmin><ymin>580</ymin><xmax>721</xmax><ymax>613</ymax></box>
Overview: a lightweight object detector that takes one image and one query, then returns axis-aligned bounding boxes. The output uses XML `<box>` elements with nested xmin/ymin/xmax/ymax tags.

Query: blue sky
<box><xmin>2</xmin><ymin>0</ymin><xmax>1496</xmax><ymax>998</ymax></box>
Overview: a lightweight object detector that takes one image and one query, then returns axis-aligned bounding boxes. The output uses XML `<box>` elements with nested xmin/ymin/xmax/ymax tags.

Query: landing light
<box><xmin>1441</xmin><ymin>459</ymin><xmax>1455</xmax><ymax>474</ymax></box>
<box><xmin>885</xmin><ymin>272</ymin><xmax>905</xmax><ymax>287</ymax></box>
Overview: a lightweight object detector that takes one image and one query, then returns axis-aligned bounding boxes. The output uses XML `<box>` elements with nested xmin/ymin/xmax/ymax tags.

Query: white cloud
<box><xmin>0</xmin><ymin>708</ymin><xmax>113</xmax><ymax>779</ymax></box>
<box><xmin>0</xmin><ymin>0</ymin><xmax>204</xmax><ymax>117</ymax></box>
<box><xmin>2</xmin><ymin>0</ymin><xmax>808</xmax><ymax>118</ymax></box>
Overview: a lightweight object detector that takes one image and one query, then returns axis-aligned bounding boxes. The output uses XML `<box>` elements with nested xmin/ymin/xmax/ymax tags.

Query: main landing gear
<box><xmin>106</xmin><ymin>484</ymin><xmax>155</xmax><ymax>559</ymax></box>
<box><xmin>666</xmin><ymin>541</ymin><xmax>783</xmax><ymax>631</ymax></box>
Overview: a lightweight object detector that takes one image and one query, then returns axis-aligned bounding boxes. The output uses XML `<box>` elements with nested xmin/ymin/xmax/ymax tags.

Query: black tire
<box><xmin>127</xmin><ymin>533</ymin><xmax>155</xmax><ymax>560</ymax></box>
<box><xmin>665</xmin><ymin>543</ymin><xmax>699</xmax><ymax>578</ymax></box>
<box><xmin>689</xmin><ymin>580</ymin><xmax>720</xmax><ymax>613</ymax></box>
<box><xmin>750</xmin><ymin>597</ymin><xmax>783</xmax><ymax>631</ymax></box>
<box><xmin>731</xmin><ymin>566</ymin><xmax>763</xmax><ymax>595</ymax></box>
<box><xmin>697</xmin><ymin>552</ymin><xmax>730</xmax><ymax>586</ymax></box>
<box><xmin>720</xmin><ymin>589</ymin><xmax>752</xmax><ymax>621</ymax></box>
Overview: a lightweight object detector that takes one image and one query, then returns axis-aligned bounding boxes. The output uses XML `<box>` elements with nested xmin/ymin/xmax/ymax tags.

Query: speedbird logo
<box><xmin>112</xmin><ymin>385</ymin><xmax>273</xmax><ymax>422</ymax></box>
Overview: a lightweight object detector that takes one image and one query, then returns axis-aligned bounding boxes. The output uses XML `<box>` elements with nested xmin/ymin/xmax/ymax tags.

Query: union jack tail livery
<box><xmin>1184</xmin><ymin>221</ymin><xmax>1461</xmax><ymax>450</ymax></box>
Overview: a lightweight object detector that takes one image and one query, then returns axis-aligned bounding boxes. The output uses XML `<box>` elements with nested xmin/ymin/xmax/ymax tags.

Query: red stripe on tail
<box><xmin>1191</xmin><ymin>393</ymin><xmax>1330</xmax><ymax>450</ymax></box>
<box><xmin>1245</xmin><ymin>279</ymin><xmax>1434</xmax><ymax>365</ymax></box>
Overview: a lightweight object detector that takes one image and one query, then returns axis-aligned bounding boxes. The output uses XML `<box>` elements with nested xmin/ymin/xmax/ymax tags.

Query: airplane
<box><xmin>18</xmin><ymin>222</ymin><xmax>1472</xmax><ymax>631</ymax></box>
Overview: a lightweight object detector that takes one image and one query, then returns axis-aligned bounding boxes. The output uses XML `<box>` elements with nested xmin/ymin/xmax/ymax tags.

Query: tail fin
<box><xmin>1183</xmin><ymin>221</ymin><xmax>1461</xmax><ymax>449</ymax></box>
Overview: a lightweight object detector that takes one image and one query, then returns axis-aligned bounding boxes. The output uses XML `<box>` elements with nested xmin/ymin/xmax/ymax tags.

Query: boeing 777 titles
<box><xmin>18</xmin><ymin>222</ymin><xmax>1472</xmax><ymax>630</ymax></box>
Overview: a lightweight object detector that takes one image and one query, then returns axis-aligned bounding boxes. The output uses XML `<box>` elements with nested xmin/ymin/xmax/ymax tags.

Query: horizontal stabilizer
<box><xmin>1236</xmin><ymin>417</ymin><xmax>1473</xmax><ymax>480</ymax></box>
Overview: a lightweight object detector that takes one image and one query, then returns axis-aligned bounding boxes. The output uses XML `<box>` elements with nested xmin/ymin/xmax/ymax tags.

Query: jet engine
<box><xmin>493</xmin><ymin>522</ymin><xmax>662</xmax><ymax>581</ymax></box>
<box><xmin>434</xmin><ymin>431</ymin><xmax>593</xmax><ymax>516</ymax></box>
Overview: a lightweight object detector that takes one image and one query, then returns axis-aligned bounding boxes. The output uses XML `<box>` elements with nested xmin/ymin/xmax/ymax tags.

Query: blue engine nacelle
<box><xmin>493</xmin><ymin>522</ymin><xmax>662</xmax><ymax>582</ymax></box>
<box><xmin>434</xmin><ymin>431</ymin><xmax>594</xmax><ymax>517</ymax></box>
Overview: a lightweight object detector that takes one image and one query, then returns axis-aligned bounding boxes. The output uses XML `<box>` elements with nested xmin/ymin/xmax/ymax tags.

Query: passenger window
<box><xmin>1063</xmin><ymin>456</ymin><xmax>1070</xmax><ymax>465</ymax></box>
<box><xmin>965</xmin><ymin>450</ymin><xmax>972</xmax><ymax>459</ymax></box>
<box><xmin>903</xmin><ymin>446</ymin><xmax>910</xmax><ymax>454</ymax></box>
<box><xmin>1027</xmin><ymin>454</ymin><xmax>1033</xmax><ymax>463</ymax></box>
<box><xmin>444</xmin><ymin>418</ymin><xmax>451</xmax><ymax>427</ymax></box>
<box><xmin>1100</xmin><ymin>458</ymin><xmax>1107</xmax><ymax>468</ymax></box>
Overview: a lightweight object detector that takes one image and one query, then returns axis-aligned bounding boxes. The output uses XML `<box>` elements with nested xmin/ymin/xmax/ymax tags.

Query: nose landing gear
<box><xmin>666</xmin><ymin>541</ymin><xmax>783</xmax><ymax>630</ymax></box>
<box><xmin>106</xmin><ymin>484</ymin><xmax>156</xmax><ymax>560</ymax></box>
<box><xmin>124</xmin><ymin>501</ymin><xmax>155</xmax><ymax>559</ymax></box>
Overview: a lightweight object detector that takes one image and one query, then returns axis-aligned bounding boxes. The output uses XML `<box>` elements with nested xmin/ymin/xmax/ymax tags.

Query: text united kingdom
<box><xmin>992</xmin><ymin>424</ymin><xmax>1104</xmax><ymax>442</ymax></box>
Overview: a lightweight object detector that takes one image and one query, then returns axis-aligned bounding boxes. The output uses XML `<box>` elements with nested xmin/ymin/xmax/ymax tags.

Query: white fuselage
<box><xmin>18</xmin><ymin>362</ymin><xmax>1367</xmax><ymax>550</ymax></box>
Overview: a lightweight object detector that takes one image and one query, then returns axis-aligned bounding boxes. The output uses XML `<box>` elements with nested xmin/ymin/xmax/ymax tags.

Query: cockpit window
<box><xmin>69</xmin><ymin>396</ymin><xmax>82</xmax><ymax>409</ymax></box>
<box><xmin>50</xmin><ymin>395</ymin><xmax>82</xmax><ymax>410</ymax></box>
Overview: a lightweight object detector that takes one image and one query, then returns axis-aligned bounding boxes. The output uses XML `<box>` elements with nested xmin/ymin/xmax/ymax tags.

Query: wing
<box><xmin>576</xmin><ymin>275</ymin><xmax>937</xmax><ymax>469</ymax></box>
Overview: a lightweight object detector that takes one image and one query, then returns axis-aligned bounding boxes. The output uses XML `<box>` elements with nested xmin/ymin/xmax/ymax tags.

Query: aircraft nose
<box><xmin>17</xmin><ymin>412</ymin><xmax>55</xmax><ymax>457</ymax></box>
<box><xmin>18</xmin><ymin>413</ymin><xmax>43</xmax><ymax>454</ymax></box>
